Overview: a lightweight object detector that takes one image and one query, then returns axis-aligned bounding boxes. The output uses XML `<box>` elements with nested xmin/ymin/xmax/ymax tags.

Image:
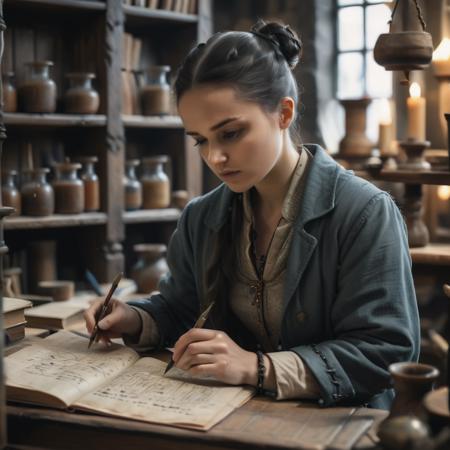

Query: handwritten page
<box><xmin>5</xmin><ymin>331</ymin><xmax>139</xmax><ymax>408</ymax></box>
<box><xmin>74</xmin><ymin>358</ymin><xmax>254</xmax><ymax>430</ymax></box>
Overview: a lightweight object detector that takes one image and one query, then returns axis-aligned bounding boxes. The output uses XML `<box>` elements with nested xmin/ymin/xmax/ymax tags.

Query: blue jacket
<box><xmin>129</xmin><ymin>145</ymin><xmax>420</xmax><ymax>409</ymax></box>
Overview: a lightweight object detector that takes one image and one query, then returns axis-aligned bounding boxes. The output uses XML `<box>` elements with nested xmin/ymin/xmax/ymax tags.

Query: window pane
<box><xmin>338</xmin><ymin>7</ymin><xmax>364</xmax><ymax>51</ymax></box>
<box><xmin>367</xmin><ymin>0</ymin><xmax>393</xmax><ymax>3</ymax></box>
<box><xmin>338</xmin><ymin>0</ymin><xmax>362</xmax><ymax>5</ymax></box>
<box><xmin>338</xmin><ymin>52</ymin><xmax>364</xmax><ymax>99</ymax></box>
<box><xmin>366</xmin><ymin>51</ymin><xmax>392</xmax><ymax>98</ymax></box>
<box><xmin>365</xmin><ymin>4</ymin><xmax>391</xmax><ymax>49</ymax></box>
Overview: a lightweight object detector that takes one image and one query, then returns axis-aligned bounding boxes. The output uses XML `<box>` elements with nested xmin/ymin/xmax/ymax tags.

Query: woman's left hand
<box><xmin>172</xmin><ymin>328</ymin><xmax>258</xmax><ymax>386</ymax></box>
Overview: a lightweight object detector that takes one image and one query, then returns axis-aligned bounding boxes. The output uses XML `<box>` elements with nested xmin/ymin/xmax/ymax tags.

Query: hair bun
<box><xmin>251</xmin><ymin>21</ymin><xmax>302</xmax><ymax>69</ymax></box>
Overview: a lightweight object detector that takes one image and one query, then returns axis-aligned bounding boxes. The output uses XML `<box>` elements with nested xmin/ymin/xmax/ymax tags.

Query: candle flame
<box><xmin>437</xmin><ymin>185</ymin><xmax>450</xmax><ymax>201</ymax></box>
<box><xmin>433</xmin><ymin>38</ymin><xmax>450</xmax><ymax>61</ymax></box>
<box><xmin>409</xmin><ymin>82</ymin><xmax>421</xmax><ymax>98</ymax></box>
<box><xmin>378</xmin><ymin>98</ymin><xmax>392</xmax><ymax>125</ymax></box>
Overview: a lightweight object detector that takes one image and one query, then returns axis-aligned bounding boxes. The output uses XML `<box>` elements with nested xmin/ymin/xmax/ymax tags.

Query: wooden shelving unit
<box><xmin>369</xmin><ymin>169</ymin><xmax>450</xmax><ymax>186</ymax></box>
<box><xmin>0</xmin><ymin>0</ymin><xmax>211</xmax><ymax>285</ymax></box>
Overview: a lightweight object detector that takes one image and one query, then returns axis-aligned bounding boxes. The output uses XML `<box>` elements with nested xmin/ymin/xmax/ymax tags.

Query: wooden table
<box><xmin>7</xmin><ymin>398</ymin><xmax>387</xmax><ymax>450</ymax></box>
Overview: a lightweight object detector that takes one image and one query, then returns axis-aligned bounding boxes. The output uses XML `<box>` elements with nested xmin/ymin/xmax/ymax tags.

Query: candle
<box><xmin>378</xmin><ymin>98</ymin><xmax>393</xmax><ymax>156</ymax></box>
<box><xmin>432</xmin><ymin>38</ymin><xmax>450</xmax><ymax>79</ymax></box>
<box><xmin>407</xmin><ymin>82</ymin><xmax>426</xmax><ymax>141</ymax></box>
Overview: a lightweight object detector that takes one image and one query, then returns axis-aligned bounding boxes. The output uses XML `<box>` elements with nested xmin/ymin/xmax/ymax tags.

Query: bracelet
<box><xmin>256</xmin><ymin>350</ymin><xmax>265</xmax><ymax>394</ymax></box>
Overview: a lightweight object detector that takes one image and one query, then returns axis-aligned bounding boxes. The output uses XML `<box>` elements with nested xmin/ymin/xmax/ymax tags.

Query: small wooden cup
<box><xmin>38</xmin><ymin>280</ymin><xmax>75</xmax><ymax>301</ymax></box>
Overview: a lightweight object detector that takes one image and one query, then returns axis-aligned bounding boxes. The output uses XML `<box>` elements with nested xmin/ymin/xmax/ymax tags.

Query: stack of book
<box><xmin>121</xmin><ymin>32</ymin><xmax>142</xmax><ymax>115</ymax></box>
<box><xmin>3</xmin><ymin>297</ymin><xmax>32</xmax><ymax>344</ymax></box>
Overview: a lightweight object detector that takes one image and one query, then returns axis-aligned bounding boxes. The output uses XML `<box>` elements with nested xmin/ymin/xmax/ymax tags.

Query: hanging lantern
<box><xmin>374</xmin><ymin>0</ymin><xmax>433</xmax><ymax>82</ymax></box>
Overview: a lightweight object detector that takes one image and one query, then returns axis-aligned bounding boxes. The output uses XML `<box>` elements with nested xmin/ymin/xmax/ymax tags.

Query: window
<box><xmin>336</xmin><ymin>0</ymin><xmax>393</xmax><ymax>141</ymax></box>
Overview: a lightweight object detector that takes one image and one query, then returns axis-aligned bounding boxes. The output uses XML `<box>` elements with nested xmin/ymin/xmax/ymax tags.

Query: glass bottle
<box><xmin>52</xmin><ymin>161</ymin><xmax>84</xmax><ymax>214</ymax></box>
<box><xmin>79</xmin><ymin>156</ymin><xmax>100</xmax><ymax>212</ymax></box>
<box><xmin>130</xmin><ymin>243</ymin><xmax>169</xmax><ymax>293</ymax></box>
<box><xmin>2</xmin><ymin>72</ymin><xmax>17</xmax><ymax>112</ymax></box>
<box><xmin>141</xmin><ymin>155</ymin><xmax>170</xmax><ymax>209</ymax></box>
<box><xmin>2</xmin><ymin>170</ymin><xmax>21</xmax><ymax>215</ymax></box>
<box><xmin>124</xmin><ymin>159</ymin><xmax>142</xmax><ymax>211</ymax></box>
<box><xmin>64</xmin><ymin>72</ymin><xmax>100</xmax><ymax>114</ymax></box>
<box><xmin>21</xmin><ymin>168</ymin><xmax>54</xmax><ymax>216</ymax></box>
<box><xmin>19</xmin><ymin>61</ymin><xmax>57</xmax><ymax>113</ymax></box>
<box><xmin>140</xmin><ymin>65</ymin><xmax>171</xmax><ymax>116</ymax></box>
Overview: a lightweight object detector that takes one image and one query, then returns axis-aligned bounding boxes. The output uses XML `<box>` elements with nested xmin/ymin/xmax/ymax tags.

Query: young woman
<box><xmin>85</xmin><ymin>20</ymin><xmax>420</xmax><ymax>409</ymax></box>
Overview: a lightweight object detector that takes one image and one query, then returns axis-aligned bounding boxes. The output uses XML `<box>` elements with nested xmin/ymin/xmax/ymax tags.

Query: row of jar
<box><xmin>124</xmin><ymin>155</ymin><xmax>190</xmax><ymax>210</ymax></box>
<box><xmin>3</xmin><ymin>61</ymin><xmax>173</xmax><ymax>116</ymax></box>
<box><xmin>2</xmin><ymin>157</ymin><xmax>100</xmax><ymax>216</ymax></box>
<box><xmin>2</xmin><ymin>155</ymin><xmax>186</xmax><ymax>216</ymax></box>
<box><xmin>3</xmin><ymin>62</ymin><xmax>100</xmax><ymax>115</ymax></box>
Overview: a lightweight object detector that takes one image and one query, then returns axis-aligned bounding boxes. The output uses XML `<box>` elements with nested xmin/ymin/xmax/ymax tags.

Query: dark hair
<box><xmin>174</xmin><ymin>21</ymin><xmax>303</xmax><ymax>339</ymax></box>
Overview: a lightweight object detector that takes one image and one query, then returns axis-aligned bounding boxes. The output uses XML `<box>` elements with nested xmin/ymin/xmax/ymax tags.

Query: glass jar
<box><xmin>141</xmin><ymin>155</ymin><xmax>170</xmax><ymax>209</ymax></box>
<box><xmin>21</xmin><ymin>168</ymin><xmax>54</xmax><ymax>216</ymax></box>
<box><xmin>2</xmin><ymin>72</ymin><xmax>17</xmax><ymax>112</ymax></box>
<box><xmin>140</xmin><ymin>65</ymin><xmax>171</xmax><ymax>116</ymax></box>
<box><xmin>52</xmin><ymin>161</ymin><xmax>84</xmax><ymax>214</ymax></box>
<box><xmin>130</xmin><ymin>243</ymin><xmax>169</xmax><ymax>294</ymax></box>
<box><xmin>124</xmin><ymin>159</ymin><xmax>142</xmax><ymax>211</ymax></box>
<box><xmin>79</xmin><ymin>156</ymin><xmax>100</xmax><ymax>212</ymax></box>
<box><xmin>64</xmin><ymin>72</ymin><xmax>100</xmax><ymax>114</ymax></box>
<box><xmin>19</xmin><ymin>61</ymin><xmax>57</xmax><ymax>113</ymax></box>
<box><xmin>2</xmin><ymin>170</ymin><xmax>21</xmax><ymax>215</ymax></box>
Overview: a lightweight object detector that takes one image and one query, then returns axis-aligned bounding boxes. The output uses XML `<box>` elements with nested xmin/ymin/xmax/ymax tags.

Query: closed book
<box><xmin>25</xmin><ymin>303</ymin><xmax>85</xmax><ymax>330</ymax></box>
<box><xmin>5</xmin><ymin>321</ymin><xmax>26</xmax><ymax>344</ymax></box>
<box><xmin>3</xmin><ymin>297</ymin><xmax>32</xmax><ymax>329</ymax></box>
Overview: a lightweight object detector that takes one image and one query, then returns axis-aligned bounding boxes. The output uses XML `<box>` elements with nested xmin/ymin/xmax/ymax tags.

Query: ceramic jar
<box><xmin>52</xmin><ymin>161</ymin><xmax>84</xmax><ymax>214</ymax></box>
<box><xmin>79</xmin><ymin>156</ymin><xmax>100</xmax><ymax>212</ymax></box>
<box><xmin>141</xmin><ymin>155</ymin><xmax>170</xmax><ymax>209</ymax></box>
<box><xmin>2</xmin><ymin>170</ymin><xmax>21</xmax><ymax>215</ymax></box>
<box><xmin>64</xmin><ymin>72</ymin><xmax>100</xmax><ymax>114</ymax></box>
<box><xmin>140</xmin><ymin>65</ymin><xmax>171</xmax><ymax>116</ymax></box>
<box><xmin>124</xmin><ymin>159</ymin><xmax>142</xmax><ymax>211</ymax></box>
<box><xmin>20</xmin><ymin>61</ymin><xmax>57</xmax><ymax>113</ymax></box>
<box><xmin>21</xmin><ymin>168</ymin><xmax>54</xmax><ymax>216</ymax></box>
<box><xmin>2</xmin><ymin>72</ymin><xmax>17</xmax><ymax>112</ymax></box>
<box><xmin>130</xmin><ymin>243</ymin><xmax>169</xmax><ymax>293</ymax></box>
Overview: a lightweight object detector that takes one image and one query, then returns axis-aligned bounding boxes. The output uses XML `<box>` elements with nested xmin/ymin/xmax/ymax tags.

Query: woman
<box><xmin>85</xmin><ymin>20</ymin><xmax>420</xmax><ymax>409</ymax></box>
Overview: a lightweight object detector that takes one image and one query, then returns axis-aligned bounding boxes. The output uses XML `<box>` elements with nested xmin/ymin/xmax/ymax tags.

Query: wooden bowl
<box><xmin>424</xmin><ymin>387</ymin><xmax>450</xmax><ymax>434</ymax></box>
<box><xmin>38</xmin><ymin>280</ymin><xmax>75</xmax><ymax>301</ymax></box>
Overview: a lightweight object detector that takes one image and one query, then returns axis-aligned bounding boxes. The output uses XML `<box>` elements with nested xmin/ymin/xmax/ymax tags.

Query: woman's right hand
<box><xmin>84</xmin><ymin>298</ymin><xmax>142</xmax><ymax>344</ymax></box>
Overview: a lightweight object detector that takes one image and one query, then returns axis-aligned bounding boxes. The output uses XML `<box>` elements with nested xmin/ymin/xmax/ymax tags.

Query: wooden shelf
<box><xmin>3</xmin><ymin>113</ymin><xmax>107</xmax><ymax>128</ymax></box>
<box><xmin>409</xmin><ymin>243</ymin><xmax>450</xmax><ymax>265</ymax></box>
<box><xmin>4</xmin><ymin>0</ymin><xmax>106</xmax><ymax>12</ymax></box>
<box><xmin>124</xmin><ymin>5</ymin><xmax>198</xmax><ymax>25</ymax></box>
<box><xmin>4</xmin><ymin>213</ymin><xmax>107</xmax><ymax>230</ymax></box>
<box><xmin>367</xmin><ymin>169</ymin><xmax>450</xmax><ymax>186</ymax></box>
<box><xmin>123</xmin><ymin>209</ymin><xmax>181</xmax><ymax>224</ymax></box>
<box><xmin>122</xmin><ymin>115</ymin><xmax>183</xmax><ymax>129</ymax></box>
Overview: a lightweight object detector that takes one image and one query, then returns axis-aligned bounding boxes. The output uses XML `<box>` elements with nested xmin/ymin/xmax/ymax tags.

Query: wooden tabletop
<box><xmin>7</xmin><ymin>399</ymin><xmax>387</xmax><ymax>450</ymax></box>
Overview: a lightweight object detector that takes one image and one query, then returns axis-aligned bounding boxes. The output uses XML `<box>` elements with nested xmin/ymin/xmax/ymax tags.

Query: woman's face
<box><xmin>178</xmin><ymin>85</ymin><xmax>284</xmax><ymax>193</ymax></box>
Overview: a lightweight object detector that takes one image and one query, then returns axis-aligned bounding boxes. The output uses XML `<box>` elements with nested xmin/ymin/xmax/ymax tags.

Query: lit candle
<box><xmin>378</xmin><ymin>98</ymin><xmax>393</xmax><ymax>156</ymax></box>
<box><xmin>432</xmin><ymin>38</ymin><xmax>450</xmax><ymax>79</ymax></box>
<box><xmin>407</xmin><ymin>82</ymin><xmax>426</xmax><ymax>141</ymax></box>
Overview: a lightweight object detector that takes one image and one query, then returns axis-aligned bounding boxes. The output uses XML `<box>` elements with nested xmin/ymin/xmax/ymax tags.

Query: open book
<box><xmin>5</xmin><ymin>331</ymin><xmax>254</xmax><ymax>431</ymax></box>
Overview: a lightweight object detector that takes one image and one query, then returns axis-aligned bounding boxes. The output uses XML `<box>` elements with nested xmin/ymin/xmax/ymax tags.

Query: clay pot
<box><xmin>21</xmin><ymin>168</ymin><xmax>54</xmax><ymax>216</ymax></box>
<box><xmin>52</xmin><ymin>161</ymin><xmax>84</xmax><ymax>214</ymax></box>
<box><xmin>20</xmin><ymin>61</ymin><xmax>57</xmax><ymax>113</ymax></box>
<box><xmin>374</xmin><ymin>32</ymin><xmax>433</xmax><ymax>71</ymax></box>
<box><xmin>2</xmin><ymin>72</ymin><xmax>17</xmax><ymax>112</ymax></box>
<box><xmin>130</xmin><ymin>243</ymin><xmax>168</xmax><ymax>294</ymax></box>
<box><xmin>2</xmin><ymin>170</ymin><xmax>21</xmax><ymax>215</ymax></box>
<box><xmin>64</xmin><ymin>72</ymin><xmax>100</xmax><ymax>114</ymax></box>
